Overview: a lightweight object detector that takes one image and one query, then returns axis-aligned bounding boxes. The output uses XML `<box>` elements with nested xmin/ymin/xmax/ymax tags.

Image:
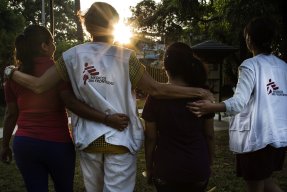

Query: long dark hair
<box><xmin>164</xmin><ymin>42</ymin><xmax>208</xmax><ymax>88</ymax></box>
<box><xmin>15</xmin><ymin>25</ymin><xmax>52</xmax><ymax>74</ymax></box>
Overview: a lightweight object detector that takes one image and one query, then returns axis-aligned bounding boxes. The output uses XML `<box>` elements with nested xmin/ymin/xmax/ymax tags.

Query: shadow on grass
<box><xmin>1</xmin><ymin>130</ymin><xmax>287</xmax><ymax>192</ymax></box>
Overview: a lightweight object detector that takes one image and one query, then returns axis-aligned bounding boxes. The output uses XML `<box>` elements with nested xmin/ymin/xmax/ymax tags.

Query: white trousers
<box><xmin>79</xmin><ymin>151</ymin><xmax>137</xmax><ymax>192</ymax></box>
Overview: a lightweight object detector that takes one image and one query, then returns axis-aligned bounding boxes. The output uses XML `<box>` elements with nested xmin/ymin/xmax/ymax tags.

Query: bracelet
<box><xmin>4</xmin><ymin>65</ymin><xmax>16</xmax><ymax>79</ymax></box>
<box><xmin>104</xmin><ymin>114</ymin><xmax>110</xmax><ymax>125</ymax></box>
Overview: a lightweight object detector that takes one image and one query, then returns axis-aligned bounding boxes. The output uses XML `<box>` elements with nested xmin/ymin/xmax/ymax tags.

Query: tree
<box><xmin>209</xmin><ymin>0</ymin><xmax>287</xmax><ymax>61</ymax></box>
<box><xmin>131</xmin><ymin>0</ymin><xmax>286</xmax><ymax>57</ymax></box>
<box><xmin>130</xmin><ymin>0</ymin><xmax>218</xmax><ymax>44</ymax></box>
<box><xmin>8</xmin><ymin>0</ymin><xmax>81</xmax><ymax>43</ymax></box>
<box><xmin>0</xmin><ymin>0</ymin><xmax>25</xmax><ymax>105</ymax></box>
<box><xmin>130</xmin><ymin>0</ymin><xmax>287</xmax><ymax>85</ymax></box>
<box><xmin>129</xmin><ymin>0</ymin><xmax>159</xmax><ymax>38</ymax></box>
<box><xmin>5</xmin><ymin>0</ymin><xmax>83</xmax><ymax>60</ymax></box>
<box><xmin>0</xmin><ymin>0</ymin><xmax>25</xmax><ymax>67</ymax></box>
<box><xmin>74</xmin><ymin>0</ymin><xmax>84</xmax><ymax>43</ymax></box>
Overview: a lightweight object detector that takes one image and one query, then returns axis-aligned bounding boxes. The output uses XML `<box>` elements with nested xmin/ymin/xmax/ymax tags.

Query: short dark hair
<box><xmin>164</xmin><ymin>42</ymin><xmax>207</xmax><ymax>88</ymax></box>
<box><xmin>244</xmin><ymin>17</ymin><xmax>277</xmax><ymax>54</ymax></box>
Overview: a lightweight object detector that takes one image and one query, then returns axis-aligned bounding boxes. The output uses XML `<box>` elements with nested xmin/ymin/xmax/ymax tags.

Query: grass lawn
<box><xmin>1</xmin><ymin>130</ymin><xmax>287</xmax><ymax>192</ymax></box>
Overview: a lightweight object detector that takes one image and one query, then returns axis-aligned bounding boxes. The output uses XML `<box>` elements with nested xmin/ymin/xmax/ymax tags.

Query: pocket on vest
<box><xmin>229</xmin><ymin>115</ymin><xmax>251</xmax><ymax>131</ymax></box>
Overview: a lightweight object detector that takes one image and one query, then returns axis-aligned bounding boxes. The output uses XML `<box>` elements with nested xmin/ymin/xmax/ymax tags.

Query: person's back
<box><xmin>62</xmin><ymin>42</ymin><xmax>143</xmax><ymax>152</ymax></box>
<box><xmin>6</xmin><ymin>56</ymin><xmax>71</xmax><ymax>142</ymax></box>
<box><xmin>61</xmin><ymin>3</ymin><xmax>144</xmax><ymax>191</ymax></box>
<box><xmin>142</xmin><ymin>42</ymin><xmax>214</xmax><ymax>192</ymax></box>
<box><xmin>2</xmin><ymin>25</ymin><xmax>75</xmax><ymax>192</ymax></box>
<box><xmin>188</xmin><ymin>16</ymin><xmax>287</xmax><ymax>192</ymax></box>
<box><xmin>3</xmin><ymin>3</ymin><xmax>214</xmax><ymax>192</ymax></box>
<box><xmin>228</xmin><ymin>48</ymin><xmax>287</xmax><ymax>153</ymax></box>
<box><xmin>143</xmin><ymin>97</ymin><xmax>211</xmax><ymax>181</ymax></box>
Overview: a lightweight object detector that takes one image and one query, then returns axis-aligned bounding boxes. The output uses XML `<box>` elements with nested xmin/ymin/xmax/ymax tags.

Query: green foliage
<box><xmin>0</xmin><ymin>0</ymin><xmax>83</xmax><ymax>78</ymax></box>
<box><xmin>130</xmin><ymin>0</ymin><xmax>158</xmax><ymax>34</ymax></box>
<box><xmin>54</xmin><ymin>41</ymin><xmax>78</xmax><ymax>60</ymax></box>
<box><xmin>130</xmin><ymin>0</ymin><xmax>217</xmax><ymax>44</ymax></box>
<box><xmin>131</xmin><ymin>0</ymin><xmax>286</xmax><ymax>54</ymax></box>
<box><xmin>0</xmin><ymin>0</ymin><xmax>25</xmax><ymax>69</ymax></box>
<box><xmin>130</xmin><ymin>0</ymin><xmax>287</xmax><ymax>86</ymax></box>
<box><xmin>8</xmin><ymin>0</ymin><xmax>78</xmax><ymax>43</ymax></box>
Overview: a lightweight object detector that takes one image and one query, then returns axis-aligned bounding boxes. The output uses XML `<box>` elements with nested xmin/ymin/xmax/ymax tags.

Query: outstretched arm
<box><xmin>187</xmin><ymin>100</ymin><xmax>226</xmax><ymax>117</ymax></box>
<box><xmin>188</xmin><ymin>65</ymin><xmax>255</xmax><ymax>117</ymax></box>
<box><xmin>60</xmin><ymin>89</ymin><xmax>129</xmax><ymax>131</ymax></box>
<box><xmin>137</xmin><ymin>71</ymin><xmax>214</xmax><ymax>100</ymax></box>
<box><xmin>128</xmin><ymin>52</ymin><xmax>213</xmax><ymax>100</ymax></box>
<box><xmin>11</xmin><ymin>67</ymin><xmax>130</xmax><ymax>130</ymax></box>
<box><xmin>11</xmin><ymin>66</ymin><xmax>61</xmax><ymax>94</ymax></box>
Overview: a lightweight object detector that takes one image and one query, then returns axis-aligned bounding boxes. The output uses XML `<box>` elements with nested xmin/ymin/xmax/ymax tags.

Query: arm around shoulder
<box><xmin>136</xmin><ymin>71</ymin><xmax>213</xmax><ymax>99</ymax></box>
<box><xmin>11</xmin><ymin>66</ymin><xmax>61</xmax><ymax>94</ymax></box>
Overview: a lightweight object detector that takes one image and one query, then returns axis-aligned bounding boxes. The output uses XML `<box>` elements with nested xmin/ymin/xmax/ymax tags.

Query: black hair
<box><xmin>15</xmin><ymin>25</ymin><xmax>52</xmax><ymax>74</ymax></box>
<box><xmin>164</xmin><ymin>42</ymin><xmax>207</xmax><ymax>88</ymax></box>
<box><xmin>244</xmin><ymin>17</ymin><xmax>277</xmax><ymax>54</ymax></box>
<box><xmin>81</xmin><ymin>2</ymin><xmax>119</xmax><ymax>40</ymax></box>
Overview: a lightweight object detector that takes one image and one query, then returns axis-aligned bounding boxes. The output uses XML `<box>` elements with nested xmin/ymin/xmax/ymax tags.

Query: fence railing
<box><xmin>145</xmin><ymin>65</ymin><xmax>168</xmax><ymax>83</ymax></box>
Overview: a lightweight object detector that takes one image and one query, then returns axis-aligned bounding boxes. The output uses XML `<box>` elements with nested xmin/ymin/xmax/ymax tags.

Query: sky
<box><xmin>80</xmin><ymin>0</ymin><xmax>160</xmax><ymax>19</ymax></box>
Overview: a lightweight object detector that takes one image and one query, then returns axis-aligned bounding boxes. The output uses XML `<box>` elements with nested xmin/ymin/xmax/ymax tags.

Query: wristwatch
<box><xmin>4</xmin><ymin>65</ymin><xmax>16</xmax><ymax>79</ymax></box>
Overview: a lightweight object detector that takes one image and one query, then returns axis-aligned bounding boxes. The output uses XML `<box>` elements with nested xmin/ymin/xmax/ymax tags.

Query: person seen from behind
<box><xmin>4</xmin><ymin>2</ymin><xmax>213</xmax><ymax>192</ymax></box>
<box><xmin>188</xmin><ymin>16</ymin><xmax>287</xmax><ymax>192</ymax></box>
<box><xmin>142</xmin><ymin>42</ymin><xmax>215</xmax><ymax>192</ymax></box>
<box><xmin>0</xmin><ymin>25</ymin><xmax>128</xmax><ymax>192</ymax></box>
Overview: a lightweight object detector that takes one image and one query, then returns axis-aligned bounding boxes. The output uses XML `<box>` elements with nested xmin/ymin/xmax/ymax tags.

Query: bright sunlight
<box><xmin>113</xmin><ymin>22</ymin><xmax>133</xmax><ymax>45</ymax></box>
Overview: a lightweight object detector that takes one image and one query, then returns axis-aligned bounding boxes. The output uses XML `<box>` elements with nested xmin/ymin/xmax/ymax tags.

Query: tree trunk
<box><xmin>75</xmin><ymin>0</ymin><xmax>84</xmax><ymax>43</ymax></box>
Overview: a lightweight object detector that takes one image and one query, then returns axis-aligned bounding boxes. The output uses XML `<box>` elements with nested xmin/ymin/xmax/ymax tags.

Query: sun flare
<box><xmin>113</xmin><ymin>22</ymin><xmax>133</xmax><ymax>45</ymax></box>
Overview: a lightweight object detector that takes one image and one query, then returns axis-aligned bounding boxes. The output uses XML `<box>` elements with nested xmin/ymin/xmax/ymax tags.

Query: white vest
<box><xmin>62</xmin><ymin>42</ymin><xmax>143</xmax><ymax>154</ymax></box>
<box><xmin>229</xmin><ymin>54</ymin><xmax>287</xmax><ymax>153</ymax></box>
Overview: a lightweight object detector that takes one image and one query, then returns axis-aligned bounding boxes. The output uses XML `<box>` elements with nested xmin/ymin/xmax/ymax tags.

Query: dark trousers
<box><xmin>13</xmin><ymin>136</ymin><xmax>76</xmax><ymax>192</ymax></box>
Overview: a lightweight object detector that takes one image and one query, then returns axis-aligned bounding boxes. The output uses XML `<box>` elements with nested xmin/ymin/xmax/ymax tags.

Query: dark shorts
<box><xmin>153</xmin><ymin>178</ymin><xmax>209</xmax><ymax>192</ymax></box>
<box><xmin>236</xmin><ymin>145</ymin><xmax>286</xmax><ymax>181</ymax></box>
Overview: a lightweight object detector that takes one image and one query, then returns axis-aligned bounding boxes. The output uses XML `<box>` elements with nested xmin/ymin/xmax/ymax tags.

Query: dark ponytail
<box><xmin>15</xmin><ymin>33</ymin><xmax>33</xmax><ymax>74</ymax></box>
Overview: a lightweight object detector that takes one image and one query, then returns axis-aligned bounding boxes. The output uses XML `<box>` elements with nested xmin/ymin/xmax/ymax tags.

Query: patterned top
<box><xmin>55</xmin><ymin>51</ymin><xmax>145</xmax><ymax>153</ymax></box>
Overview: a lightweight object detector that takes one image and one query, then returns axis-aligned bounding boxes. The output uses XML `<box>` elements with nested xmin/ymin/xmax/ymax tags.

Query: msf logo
<box><xmin>266</xmin><ymin>79</ymin><xmax>279</xmax><ymax>95</ymax></box>
<box><xmin>83</xmin><ymin>63</ymin><xmax>99</xmax><ymax>85</ymax></box>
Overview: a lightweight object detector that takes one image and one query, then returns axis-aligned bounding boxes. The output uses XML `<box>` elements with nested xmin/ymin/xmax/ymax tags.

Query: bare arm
<box><xmin>188</xmin><ymin>66</ymin><xmax>255</xmax><ymax>117</ymax></box>
<box><xmin>11</xmin><ymin>65</ymin><xmax>61</xmax><ymax>94</ymax></box>
<box><xmin>11</xmin><ymin>63</ymin><xmax>130</xmax><ymax>130</ymax></box>
<box><xmin>0</xmin><ymin>103</ymin><xmax>18</xmax><ymax>163</ymax></box>
<box><xmin>144</xmin><ymin>121</ymin><xmax>157</xmax><ymax>184</ymax></box>
<box><xmin>203</xmin><ymin>118</ymin><xmax>215</xmax><ymax>166</ymax></box>
<box><xmin>60</xmin><ymin>90</ymin><xmax>129</xmax><ymax>131</ymax></box>
<box><xmin>187</xmin><ymin>100</ymin><xmax>226</xmax><ymax>117</ymax></box>
<box><xmin>137</xmin><ymin>71</ymin><xmax>213</xmax><ymax>100</ymax></box>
